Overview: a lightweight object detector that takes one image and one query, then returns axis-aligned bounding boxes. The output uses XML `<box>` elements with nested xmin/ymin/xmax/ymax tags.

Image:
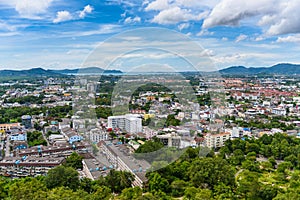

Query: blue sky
<box><xmin>0</xmin><ymin>0</ymin><xmax>300</xmax><ymax>71</ymax></box>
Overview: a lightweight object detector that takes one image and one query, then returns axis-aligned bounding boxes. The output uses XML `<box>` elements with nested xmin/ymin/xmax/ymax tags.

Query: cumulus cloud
<box><xmin>266</xmin><ymin>0</ymin><xmax>300</xmax><ymax>35</ymax></box>
<box><xmin>201</xmin><ymin>0</ymin><xmax>300</xmax><ymax>36</ymax></box>
<box><xmin>53</xmin><ymin>5</ymin><xmax>94</xmax><ymax>23</ymax></box>
<box><xmin>202</xmin><ymin>0</ymin><xmax>277</xmax><ymax>28</ymax></box>
<box><xmin>152</xmin><ymin>6</ymin><xmax>208</xmax><ymax>25</ymax></box>
<box><xmin>79</xmin><ymin>5</ymin><xmax>94</xmax><ymax>18</ymax></box>
<box><xmin>53</xmin><ymin>11</ymin><xmax>73</xmax><ymax>23</ymax></box>
<box><xmin>15</xmin><ymin>0</ymin><xmax>53</xmax><ymax>18</ymax></box>
<box><xmin>124</xmin><ymin>16</ymin><xmax>141</xmax><ymax>24</ymax></box>
<box><xmin>145</xmin><ymin>0</ymin><xmax>170</xmax><ymax>11</ymax></box>
<box><xmin>144</xmin><ymin>0</ymin><xmax>211</xmax><ymax>25</ymax></box>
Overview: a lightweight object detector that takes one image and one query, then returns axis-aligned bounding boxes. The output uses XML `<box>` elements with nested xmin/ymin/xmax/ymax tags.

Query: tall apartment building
<box><xmin>108</xmin><ymin>114</ymin><xmax>142</xmax><ymax>134</ymax></box>
<box><xmin>204</xmin><ymin>132</ymin><xmax>231</xmax><ymax>148</ymax></box>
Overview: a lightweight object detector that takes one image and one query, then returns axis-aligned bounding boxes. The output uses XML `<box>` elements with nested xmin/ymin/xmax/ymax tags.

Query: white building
<box><xmin>108</xmin><ymin>114</ymin><xmax>142</xmax><ymax>134</ymax></box>
<box><xmin>89</xmin><ymin>128</ymin><xmax>108</xmax><ymax>143</ymax></box>
<box><xmin>204</xmin><ymin>132</ymin><xmax>231</xmax><ymax>148</ymax></box>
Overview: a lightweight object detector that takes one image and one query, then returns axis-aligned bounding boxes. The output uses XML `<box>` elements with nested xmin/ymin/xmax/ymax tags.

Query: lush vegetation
<box><xmin>63</xmin><ymin>152</ymin><xmax>84</xmax><ymax>170</ymax></box>
<box><xmin>1</xmin><ymin>134</ymin><xmax>300</xmax><ymax>199</ymax></box>
<box><xmin>4</xmin><ymin>95</ymin><xmax>44</xmax><ymax>104</ymax></box>
<box><xmin>0</xmin><ymin>105</ymin><xmax>72</xmax><ymax>123</ymax></box>
<box><xmin>27</xmin><ymin>131</ymin><xmax>47</xmax><ymax>147</ymax></box>
<box><xmin>135</xmin><ymin>139</ymin><xmax>164</xmax><ymax>154</ymax></box>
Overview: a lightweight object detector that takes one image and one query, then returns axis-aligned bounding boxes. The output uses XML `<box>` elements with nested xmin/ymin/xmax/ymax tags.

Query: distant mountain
<box><xmin>219</xmin><ymin>63</ymin><xmax>300</xmax><ymax>75</ymax></box>
<box><xmin>0</xmin><ymin>67</ymin><xmax>122</xmax><ymax>77</ymax></box>
<box><xmin>51</xmin><ymin>67</ymin><xmax>123</xmax><ymax>74</ymax></box>
<box><xmin>0</xmin><ymin>68</ymin><xmax>60</xmax><ymax>77</ymax></box>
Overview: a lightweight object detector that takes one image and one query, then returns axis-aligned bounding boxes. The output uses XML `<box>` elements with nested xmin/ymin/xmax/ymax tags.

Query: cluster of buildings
<box><xmin>0</xmin><ymin>75</ymin><xmax>300</xmax><ymax>187</ymax></box>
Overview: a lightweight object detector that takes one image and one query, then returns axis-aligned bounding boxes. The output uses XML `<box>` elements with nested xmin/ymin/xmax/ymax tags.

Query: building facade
<box><xmin>108</xmin><ymin>114</ymin><xmax>142</xmax><ymax>134</ymax></box>
<box><xmin>204</xmin><ymin>132</ymin><xmax>231</xmax><ymax>148</ymax></box>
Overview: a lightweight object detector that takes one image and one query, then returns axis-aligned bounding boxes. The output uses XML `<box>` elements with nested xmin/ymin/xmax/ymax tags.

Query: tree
<box><xmin>195</xmin><ymin>189</ymin><xmax>212</xmax><ymax>200</ymax></box>
<box><xmin>273</xmin><ymin>188</ymin><xmax>300</xmax><ymax>200</ymax></box>
<box><xmin>47</xmin><ymin>187</ymin><xmax>89</xmax><ymax>200</ymax></box>
<box><xmin>277</xmin><ymin>161</ymin><xmax>293</xmax><ymax>173</ymax></box>
<box><xmin>64</xmin><ymin>152</ymin><xmax>84</xmax><ymax>170</ymax></box>
<box><xmin>119</xmin><ymin>187</ymin><xmax>142</xmax><ymax>200</ymax></box>
<box><xmin>148</xmin><ymin>173</ymin><xmax>170</xmax><ymax>194</ymax></box>
<box><xmin>237</xmin><ymin>170</ymin><xmax>261</xmax><ymax>199</ymax></box>
<box><xmin>135</xmin><ymin>139</ymin><xmax>164</xmax><ymax>153</ymax></box>
<box><xmin>268</xmin><ymin>157</ymin><xmax>277</xmax><ymax>168</ymax></box>
<box><xmin>165</xmin><ymin>114</ymin><xmax>180</xmax><ymax>126</ymax></box>
<box><xmin>8</xmin><ymin>178</ymin><xmax>48</xmax><ymax>200</ymax></box>
<box><xmin>229</xmin><ymin>149</ymin><xmax>245</xmax><ymax>165</ymax></box>
<box><xmin>184</xmin><ymin>187</ymin><xmax>199</xmax><ymax>200</ymax></box>
<box><xmin>90</xmin><ymin>186</ymin><xmax>112</xmax><ymax>200</ymax></box>
<box><xmin>104</xmin><ymin>170</ymin><xmax>134</xmax><ymax>193</ymax></box>
<box><xmin>79</xmin><ymin>177</ymin><xmax>93</xmax><ymax>193</ymax></box>
<box><xmin>44</xmin><ymin>165</ymin><xmax>80</xmax><ymax>190</ymax></box>
<box><xmin>188</xmin><ymin>158</ymin><xmax>236</xmax><ymax>189</ymax></box>
<box><xmin>170</xmin><ymin>180</ymin><xmax>187</xmax><ymax>197</ymax></box>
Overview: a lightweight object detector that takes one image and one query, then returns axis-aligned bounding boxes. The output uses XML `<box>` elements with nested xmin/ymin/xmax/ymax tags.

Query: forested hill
<box><xmin>0</xmin><ymin>67</ymin><xmax>122</xmax><ymax>77</ymax></box>
<box><xmin>219</xmin><ymin>63</ymin><xmax>300</xmax><ymax>75</ymax></box>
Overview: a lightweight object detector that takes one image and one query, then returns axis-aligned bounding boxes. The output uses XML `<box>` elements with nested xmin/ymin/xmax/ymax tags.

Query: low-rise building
<box><xmin>89</xmin><ymin>128</ymin><xmax>108</xmax><ymax>143</ymax></box>
<box><xmin>10</xmin><ymin>133</ymin><xmax>27</xmax><ymax>141</ymax></box>
<box><xmin>0</xmin><ymin>156</ymin><xmax>65</xmax><ymax>177</ymax></box>
<box><xmin>0</xmin><ymin>123</ymin><xmax>20</xmax><ymax>132</ymax></box>
<box><xmin>157</xmin><ymin>133</ymin><xmax>181</xmax><ymax>148</ymax></box>
<box><xmin>98</xmin><ymin>141</ymin><xmax>150</xmax><ymax>187</ymax></box>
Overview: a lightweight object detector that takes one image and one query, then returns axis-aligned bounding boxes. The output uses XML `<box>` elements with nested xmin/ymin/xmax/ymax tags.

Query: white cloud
<box><xmin>255</xmin><ymin>36</ymin><xmax>266</xmax><ymax>41</ymax></box>
<box><xmin>175</xmin><ymin>0</ymin><xmax>219</xmax><ymax>9</ymax></box>
<box><xmin>202</xmin><ymin>0</ymin><xmax>277</xmax><ymax>29</ymax></box>
<box><xmin>266</xmin><ymin>0</ymin><xmax>300</xmax><ymax>35</ymax></box>
<box><xmin>144</xmin><ymin>0</ymin><xmax>214</xmax><ymax>25</ymax></box>
<box><xmin>0</xmin><ymin>21</ymin><xmax>17</xmax><ymax>31</ymax></box>
<box><xmin>197</xmin><ymin>29</ymin><xmax>214</xmax><ymax>36</ymax></box>
<box><xmin>60</xmin><ymin>25</ymin><xmax>122</xmax><ymax>37</ymax></box>
<box><xmin>178</xmin><ymin>23</ymin><xmax>190</xmax><ymax>31</ymax></box>
<box><xmin>0</xmin><ymin>32</ymin><xmax>20</xmax><ymax>37</ymax></box>
<box><xmin>201</xmin><ymin>0</ymin><xmax>300</xmax><ymax>36</ymax></box>
<box><xmin>145</xmin><ymin>0</ymin><xmax>170</xmax><ymax>11</ymax></box>
<box><xmin>276</xmin><ymin>35</ymin><xmax>300</xmax><ymax>43</ymax></box>
<box><xmin>53</xmin><ymin>5</ymin><xmax>94</xmax><ymax>23</ymax></box>
<box><xmin>53</xmin><ymin>11</ymin><xmax>73</xmax><ymax>23</ymax></box>
<box><xmin>79</xmin><ymin>5</ymin><xmax>94</xmax><ymax>18</ymax></box>
<box><xmin>15</xmin><ymin>0</ymin><xmax>53</xmax><ymax>18</ymax></box>
<box><xmin>152</xmin><ymin>6</ymin><xmax>208</xmax><ymax>25</ymax></box>
<box><xmin>124</xmin><ymin>16</ymin><xmax>141</xmax><ymax>24</ymax></box>
<box><xmin>235</xmin><ymin>34</ymin><xmax>248</xmax><ymax>43</ymax></box>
